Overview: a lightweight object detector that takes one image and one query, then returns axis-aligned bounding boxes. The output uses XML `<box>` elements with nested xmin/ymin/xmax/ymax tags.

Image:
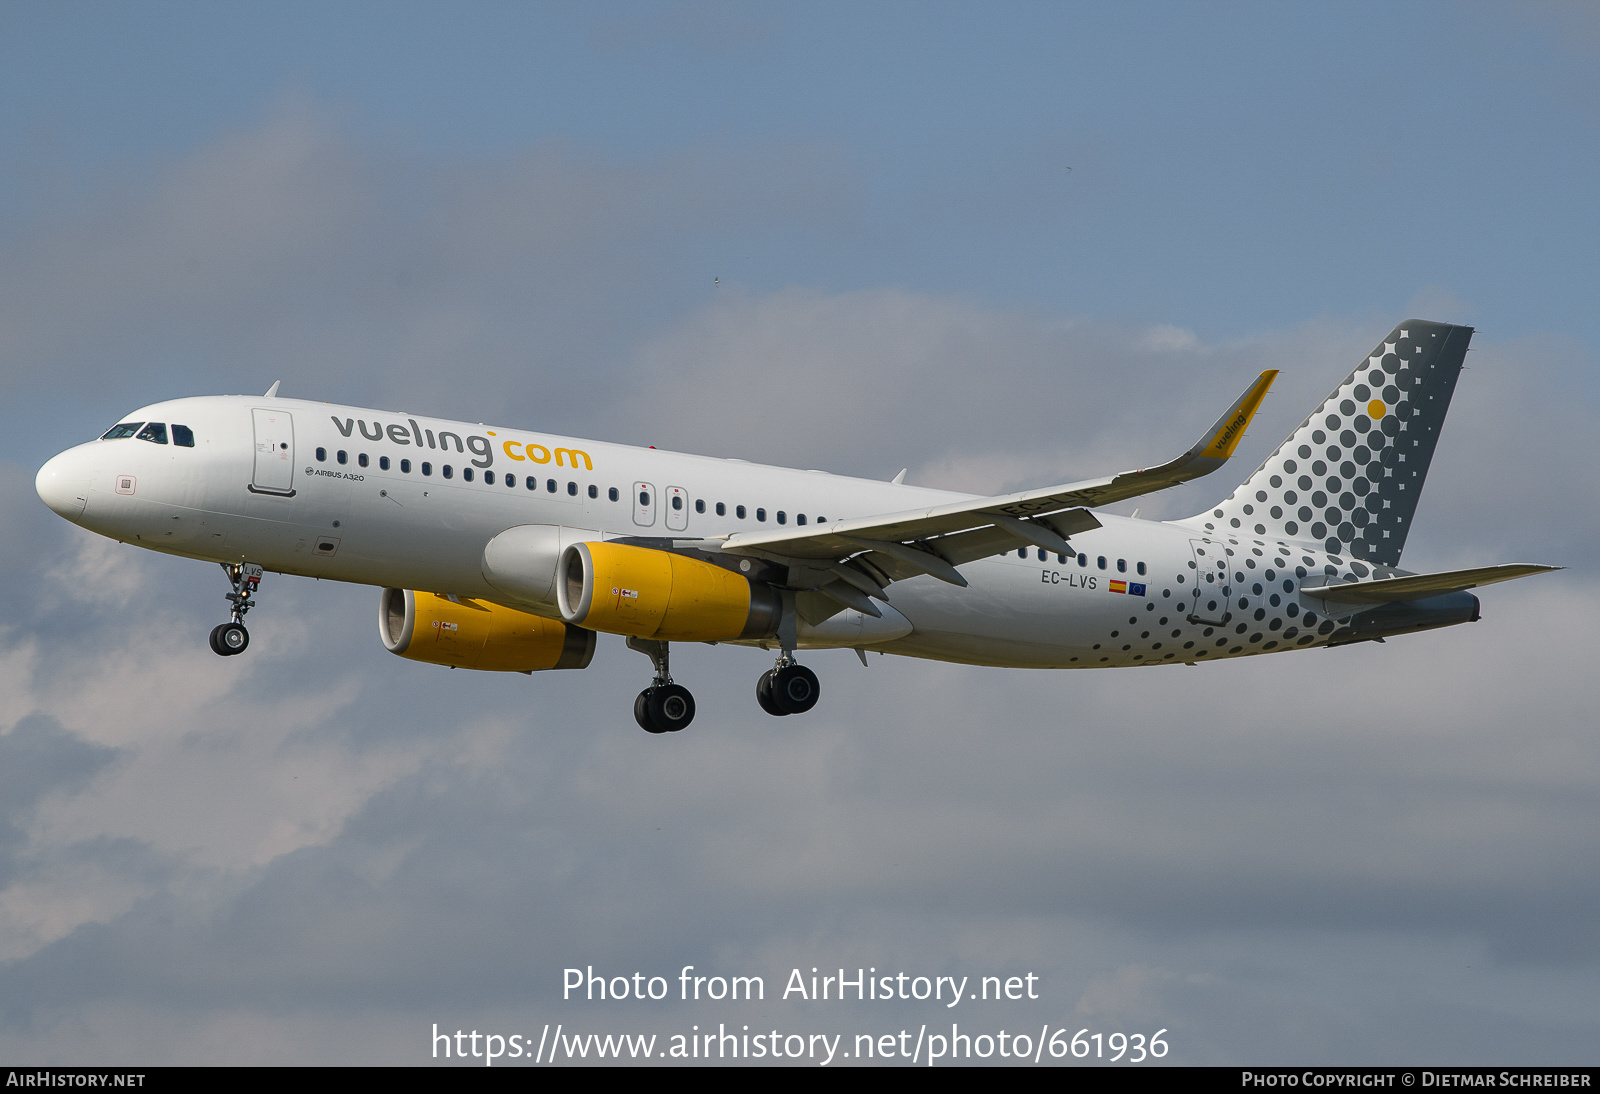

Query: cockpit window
<box><xmin>101</xmin><ymin>422</ymin><xmax>143</xmax><ymax>440</ymax></box>
<box><xmin>135</xmin><ymin>423</ymin><xmax>169</xmax><ymax>445</ymax></box>
<box><xmin>172</xmin><ymin>424</ymin><xmax>195</xmax><ymax>447</ymax></box>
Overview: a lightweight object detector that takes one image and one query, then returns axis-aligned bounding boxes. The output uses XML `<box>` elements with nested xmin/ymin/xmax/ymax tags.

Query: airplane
<box><xmin>35</xmin><ymin>319</ymin><xmax>1556</xmax><ymax>734</ymax></box>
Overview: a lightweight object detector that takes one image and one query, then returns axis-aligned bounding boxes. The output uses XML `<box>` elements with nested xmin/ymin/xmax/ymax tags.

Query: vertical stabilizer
<box><xmin>1185</xmin><ymin>320</ymin><xmax>1472</xmax><ymax>567</ymax></box>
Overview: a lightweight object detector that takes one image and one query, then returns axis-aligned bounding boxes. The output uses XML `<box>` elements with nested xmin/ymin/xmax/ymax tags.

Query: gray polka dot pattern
<box><xmin>1192</xmin><ymin>320</ymin><xmax>1472</xmax><ymax>568</ymax></box>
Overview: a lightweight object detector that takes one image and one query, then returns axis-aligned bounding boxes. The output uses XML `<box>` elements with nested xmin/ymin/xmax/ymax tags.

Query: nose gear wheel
<box><xmin>209</xmin><ymin>622</ymin><xmax>249</xmax><ymax>656</ymax></box>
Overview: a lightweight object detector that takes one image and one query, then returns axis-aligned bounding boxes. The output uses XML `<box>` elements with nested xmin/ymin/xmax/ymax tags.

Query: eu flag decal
<box><xmin>1130</xmin><ymin>582</ymin><xmax>1146</xmax><ymax>597</ymax></box>
<box><xmin>1109</xmin><ymin>580</ymin><xmax>1127</xmax><ymax>594</ymax></box>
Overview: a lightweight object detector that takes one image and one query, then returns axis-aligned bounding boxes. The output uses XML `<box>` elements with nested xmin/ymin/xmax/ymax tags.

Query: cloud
<box><xmin>0</xmin><ymin>102</ymin><xmax>859</xmax><ymax>435</ymax></box>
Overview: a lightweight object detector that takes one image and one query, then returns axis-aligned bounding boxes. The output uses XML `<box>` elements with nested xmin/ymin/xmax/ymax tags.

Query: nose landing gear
<box><xmin>757</xmin><ymin>655</ymin><xmax>820</xmax><ymax>717</ymax></box>
<box><xmin>627</xmin><ymin>637</ymin><xmax>695</xmax><ymax>734</ymax></box>
<box><xmin>210</xmin><ymin>562</ymin><xmax>262</xmax><ymax>657</ymax></box>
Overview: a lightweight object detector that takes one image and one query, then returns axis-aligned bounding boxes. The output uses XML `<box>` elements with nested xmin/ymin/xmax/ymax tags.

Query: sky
<box><xmin>1</xmin><ymin>0</ymin><xmax>1597</xmax><ymax>1066</ymax></box>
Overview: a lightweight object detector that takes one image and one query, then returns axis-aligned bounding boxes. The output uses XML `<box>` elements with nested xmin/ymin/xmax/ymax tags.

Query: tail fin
<box><xmin>1186</xmin><ymin>320</ymin><xmax>1473</xmax><ymax>567</ymax></box>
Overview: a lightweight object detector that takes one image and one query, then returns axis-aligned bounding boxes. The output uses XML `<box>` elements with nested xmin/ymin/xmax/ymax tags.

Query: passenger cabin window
<box><xmin>671</xmin><ymin>495</ymin><xmax>682</xmax><ymax>510</ymax></box>
<box><xmin>1137</xmin><ymin>561</ymin><xmax>1147</xmax><ymax>575</ymax></box>
<box><xmin>1117</xmin><ymin>558</ymin><xmax>1127</xmax><ymax>572</ymax></box>
<box><xmin>337</xmin><ymin>450</ymin><xmax>347</xmax><ymax>464</ymax></box>
<box><xmin>551</xmin><ymin>480</ymin><xmax>560</xmax><ymax>494</ymax></box>
<box><xmin>505</xmin><ymin>474</ymin><xmax>515</xmax><ymax>488</ymax></box>
<box><xmin>172</xmin><ymin>425</ymin><xmax>195</xmax><ymax>447</ymax></box>
<box><xmin>716</xmin><ymin>502</ymin><xmax>726</xmax><ymax>516</ymax></box>
<box><xmin>638</xmin><ymin>489</ymin><xmax>649</xmax><ymax>505</ymax></box>
<box><xmin>1038</xmin><ymin>549</ymin><xmax>1047</xmax><ymax>561</ymax></box>
<box><xmin>609</xmin><ymin>487</ymin><xmax>619</xmax><ymax>502</ymax></box>
<box><xmin>1098</xmin><ymin>556</ymin><xmax>1107</xmax><ymax>570</ymax></box>
<box><xmin>568</xmin><ymin>482</ymin><xmax>577</xmax><ymax>496</ymax></box>
<box><xmin>776</xmin><ymin>511</ymin><xmax>786</xmax><ymax>524</ymax></box>
<box><xmin>316</xmin><ymin>447</ymin><xmax>327</xmax><ymax>462</ymax></box>
<box><xmin>422</xmin><ymin>462</ymin><xmax>432</xmax><ymax>475</ymax></box>
<box><xmin>136</xmin><ymin>423</ymin><xmax>168</xmax><ymax>444</ymax></box>
<box><xmin>485</xmin><ymin>471</ymin><xmax>495</xmax><ymax>484</ymax></box>
<box><xmin>101</xmin><ymin>422</ymin><xmax>143</xmax><ymax>440</ymax></box>
<box><xmin>462</xmin><ymin>468</ymin><xmax>473</xmax><ymax>482</ymax></box>
<box><xmin>526</xmin><ymin>476</ymin><xmax>536</xmax><ymax>490</ymax></box>
<box><xmin>399</xmin><ymin>459</ymin><xmax>410</xmax><ymax>473</ymax></box>
<box><xmin>1017</xmin><ymin>548</ymin><xmax>1027</xmax><ymax>559</ymax></box>
<box><xmin>1078</xmin><ymin>553</ymin><xmax>1087</xmax><ymax>567</ymax></box>
<box><xmin>589</xmin><ymin>485</ymin><xmax>598</xmax><ymax>499</ymax></box>
<box><xmin>358</xmin><ymin>453</ymin><xmax>369</xmax><ymax>468</ymax></box>
<box><xmin>736</xmin><ymin>505</ymin><xmax>746</xmax><ymax>519</ymax></box>
<box><xmin>443</xmin><ymin>465</ymin><xmax>453</xmax><ymax>479</ymax></box>
<box><xmin>695</xmin><ymin>499</ymin><xmax>705</xmax><ymax>514</ymax></box>
<box><xmin>756</xmin><ymin>508</ymin><xmax>766</xmax><ymax>522</ymax></box>
<box><xmin>797</xmin><ymin>514</ymin><xmax>806</xmax><ymax>525</ymax></box>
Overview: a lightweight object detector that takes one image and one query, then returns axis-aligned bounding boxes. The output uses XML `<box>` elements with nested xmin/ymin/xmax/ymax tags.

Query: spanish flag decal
<box><xmin>1109</xmin><ymin>580</ymin><xmax>1127</xmax><ymax>594</ymax></box>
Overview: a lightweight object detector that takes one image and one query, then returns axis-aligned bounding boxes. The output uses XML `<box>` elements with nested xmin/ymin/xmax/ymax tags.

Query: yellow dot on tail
<box><xmin>1368</xmin><ymin>399</ymin><xmax>1386</xmax><ymax>419</ymax></box>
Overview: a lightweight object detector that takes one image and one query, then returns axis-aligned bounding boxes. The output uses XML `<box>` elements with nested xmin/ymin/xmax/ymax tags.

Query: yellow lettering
<box><xmin>502</xmin><ymin>440</ymin><xmax>526</xmax><ymax>462</ymax></box>
<box><xmin>527</xmin><ymin>444</ymin><xmax>551</xmax><ymax>464</ymax></box>
<box><xmin>554</xmin><ymin>447</ymin><xmax>593</xmax><ymax>470</ymax></box>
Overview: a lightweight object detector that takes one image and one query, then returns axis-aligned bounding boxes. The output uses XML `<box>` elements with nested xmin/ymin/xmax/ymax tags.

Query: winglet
<box><xmin>264</xmin><ymin>380</ymin><xmax>282</xmax><ymax>398</ymax></box>
<box><xmin>1191</xmin><ymin>370</ymin><xmax>1276</xmax><ymax>461</ymax></box>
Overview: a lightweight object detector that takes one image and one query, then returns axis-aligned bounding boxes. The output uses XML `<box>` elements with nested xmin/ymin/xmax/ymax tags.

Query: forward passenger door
<box><xmin>249</xmin><ymin>409</ymin><xmax>296</xmax><ymax>496</ymax></box>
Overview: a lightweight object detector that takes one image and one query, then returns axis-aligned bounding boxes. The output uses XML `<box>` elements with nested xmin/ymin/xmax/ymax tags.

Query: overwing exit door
<box><xmin>665</xmin><ymin>486</ymin><xmax>688</xmax><ymax>531</ymax></box>
<box><xmin>632</xmin><ymin>482</ymin><xmax>656</xmax><ymax>527</ymax></box>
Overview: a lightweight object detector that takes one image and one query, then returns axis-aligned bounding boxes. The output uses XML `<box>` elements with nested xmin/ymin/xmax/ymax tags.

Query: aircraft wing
<box><xmin>1299</xmin><ymin>564</ymin><xmax>1560</xmax><ymax>604</ymax></box>
<box><xmin>676</xmin><ymin>369</ymin><xmax>1278</xmax><ymax>615</ymax></box>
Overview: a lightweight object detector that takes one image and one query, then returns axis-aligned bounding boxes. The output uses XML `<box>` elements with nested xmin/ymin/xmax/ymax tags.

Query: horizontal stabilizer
<box><xmin>1300</xmin><ymin>564</ymin><xmax>1559</xmax><ymax>604</ymax></box>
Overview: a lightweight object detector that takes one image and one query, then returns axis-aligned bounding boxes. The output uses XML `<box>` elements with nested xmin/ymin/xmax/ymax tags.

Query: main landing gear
<box><xmin>623</xmin><ymin>641</ymin><xmax>823</xmax><ymax>732</ymax></box>
<box><xmin>209</xmin><ymin>562</ymin><xmax>263</xmax><ymax>657</ymax></box>
<box><xmin>627</xmin><ymin>637</ymin><xmax>695</xmax><ymax>734</ymax></box>
<box><xmin>756</xmin><ymin>654</ymin><xmax>820</xmax><ymax>717</ymax></box>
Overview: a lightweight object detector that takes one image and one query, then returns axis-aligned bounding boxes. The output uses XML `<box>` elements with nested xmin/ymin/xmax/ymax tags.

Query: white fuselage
<box><xmin>36</xmin><ymin>395</ymin><xmax>1398</xmax><ymax>669</ymax></box>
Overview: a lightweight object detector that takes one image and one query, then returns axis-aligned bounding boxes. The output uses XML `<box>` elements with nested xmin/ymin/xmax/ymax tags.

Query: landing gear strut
<box><xmin>756</xmin><ymin>653</ymin><xmax>820</xmax><ymax>717</ymax></box>
<box><xmin>627</xmin><ymin>637</ymin><xmax>695</xmax><ymax>734</ymax></box>
<box><xmin>209</xmin><ymin>562</ymin><xmax>262</xmax><ymax>657</ymax></box>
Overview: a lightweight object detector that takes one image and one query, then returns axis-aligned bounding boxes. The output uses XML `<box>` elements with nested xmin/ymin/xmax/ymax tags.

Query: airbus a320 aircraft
<box><xmin>36</xmin><ymin>320</ymin><xmax>1554</xmax><ymax>734</ymax></box>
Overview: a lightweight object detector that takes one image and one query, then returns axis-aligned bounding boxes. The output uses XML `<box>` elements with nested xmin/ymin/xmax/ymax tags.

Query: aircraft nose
<box><xmin>36</xmin><ymin>446</ymin><xmax>94</xmax><ymax>522</ymax></box>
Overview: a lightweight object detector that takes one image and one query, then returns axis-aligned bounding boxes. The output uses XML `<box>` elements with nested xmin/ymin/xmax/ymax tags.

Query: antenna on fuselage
<box><xmin>264</xmin><ymin>380</ymin><xmax>281</xmax><ymax>398</ymax></box>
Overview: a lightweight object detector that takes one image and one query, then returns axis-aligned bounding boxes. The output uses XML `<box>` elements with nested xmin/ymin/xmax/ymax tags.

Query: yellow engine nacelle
<box><xmin>380</xmin><ymin>589</ymin><xmax>596</xmax><ymax>672</ymax></box>
<box><xmin>557</xmin><ymin>541</ymin><xmax>781</xmax><ymax>642</ymax></box>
